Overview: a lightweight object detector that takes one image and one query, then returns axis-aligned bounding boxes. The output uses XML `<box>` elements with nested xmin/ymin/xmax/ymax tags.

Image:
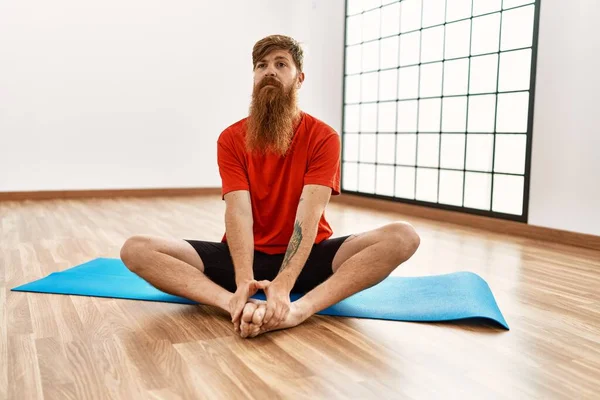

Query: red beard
<box><xmin>246</xmin><ymin>76</ymin><xmax>299</xmax><ymax>156</ymax></box>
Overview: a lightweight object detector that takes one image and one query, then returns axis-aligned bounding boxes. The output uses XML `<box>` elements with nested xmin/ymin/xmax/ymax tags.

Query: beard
<box><xmin>246</xmin><ymin>76</ymin><xmax>299</xmax><ymax>156</ymax></box>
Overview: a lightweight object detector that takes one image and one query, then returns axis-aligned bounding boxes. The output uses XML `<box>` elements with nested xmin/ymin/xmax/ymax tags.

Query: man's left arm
<box><xmin>261</xmin><ymin>184</ymin><xmax>332</xmax><ymax>328</ymax></box>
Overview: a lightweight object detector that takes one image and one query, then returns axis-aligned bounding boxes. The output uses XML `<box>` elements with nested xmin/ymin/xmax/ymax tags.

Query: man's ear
<box><xmin>297</xmin><ymin>72</ymin><xmax>305</xmax><ymax>89</ymax></box>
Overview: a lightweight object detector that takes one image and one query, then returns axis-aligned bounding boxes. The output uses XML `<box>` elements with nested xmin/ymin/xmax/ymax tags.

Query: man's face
<box><xmin>253</xmin><ymin>50</ymin><xmax>304</xmax><ymax>93</ymax></box>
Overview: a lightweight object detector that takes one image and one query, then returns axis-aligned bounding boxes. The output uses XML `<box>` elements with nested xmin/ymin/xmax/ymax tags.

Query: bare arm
<box><xmin>224</xmin><ymin>190</ymin><xmax>254</xmax><ymax>285</ymax></box>
<box><xmin>273</xmin><ymin>184</ymin><xmax>332</xmax><ymax>291</ymax></box>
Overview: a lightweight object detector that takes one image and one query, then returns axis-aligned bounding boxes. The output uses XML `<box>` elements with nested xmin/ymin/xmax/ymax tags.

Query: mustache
<box><xmin>258</xmin><ymin>77</ymin><xmax>283</xmax><ymax>89</ymax></box>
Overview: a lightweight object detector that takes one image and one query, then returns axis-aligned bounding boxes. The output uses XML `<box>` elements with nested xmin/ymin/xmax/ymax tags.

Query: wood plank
<box><xmin>35</xmin><ymin>337</ymin><xmax>77</xmax><ymax>400</ymax></box>
<box><xmin>8</xmin><ymin>334</ymin><xmax>43</xmax><ymax>400</ymax></box>
<box><xmin>0</xmin><ymin>287</ymin><xmax>7</xmax><ymax>400</ymax></box>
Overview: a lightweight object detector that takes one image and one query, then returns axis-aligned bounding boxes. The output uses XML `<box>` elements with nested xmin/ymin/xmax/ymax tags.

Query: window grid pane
<box><xmin>342</xmin><ymin>0</ymin><xmax>538</xmax><ymax>221</ymax></box>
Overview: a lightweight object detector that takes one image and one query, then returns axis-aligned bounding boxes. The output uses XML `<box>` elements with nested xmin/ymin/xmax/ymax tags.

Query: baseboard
<box><xmin>0</xmin><ymin>187</ymin><xmax>222</xmax><ymax>201</ymax></box>
<box><xmin>332</xmin><ymin>193</ymin><xmax>600</xmax><ymax>252</ymax></box>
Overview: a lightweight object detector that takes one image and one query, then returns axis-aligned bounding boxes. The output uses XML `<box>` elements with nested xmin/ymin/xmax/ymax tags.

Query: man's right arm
<box><xmin>224</xmin><ymin>190</ymin><xmax>254</xmax><ymax>285</ymax></box>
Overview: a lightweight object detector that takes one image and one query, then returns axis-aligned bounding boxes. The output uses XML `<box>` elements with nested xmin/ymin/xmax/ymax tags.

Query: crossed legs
<box><xmin>238</xmin><ymin>221</ymin><xmax>421</xmax><ymax>337</ymax></box>
<box><xmin>120</xmin><ymin>221</ymin><xmax>420</xmax><ymax>338</ymax></box>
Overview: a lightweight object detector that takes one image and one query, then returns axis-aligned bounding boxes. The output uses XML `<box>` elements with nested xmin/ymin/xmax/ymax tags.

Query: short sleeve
<box><xmin>303</xmin><ymin>132</ymin><xmax>341</xmax><ymax>195</ymax></box>
<box><xmin>217</xmin><ymin>131</ymin><xmax>250</xmax><ymax>198</ymax></box>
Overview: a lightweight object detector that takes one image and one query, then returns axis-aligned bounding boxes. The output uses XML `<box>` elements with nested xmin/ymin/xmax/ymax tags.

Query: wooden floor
<box><xmin>1</xmin><ymin>194</ymin><xmax>599</xmax><ymax>399</ymax></box>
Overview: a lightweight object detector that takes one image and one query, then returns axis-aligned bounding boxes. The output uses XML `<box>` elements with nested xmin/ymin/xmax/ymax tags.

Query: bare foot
<box><xmin>239</xmin><ymin>300</ymin><xmax>266</xmax><ymax>338</ymax></box>
<box><xmin>238</xmin><ymin>300</ymin><xmax>311</xmax><ymax>338</ymax></box>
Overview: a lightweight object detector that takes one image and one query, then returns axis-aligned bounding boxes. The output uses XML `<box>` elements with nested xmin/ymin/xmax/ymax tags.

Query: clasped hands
<box><xmin>229</xmin><ymin>278</ymin><xmax>291</xmax><ymax>335</ymax></box>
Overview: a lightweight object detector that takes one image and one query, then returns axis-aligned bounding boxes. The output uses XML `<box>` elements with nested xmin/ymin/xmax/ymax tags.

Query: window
<box><xmin>342</xmin><ymin>0</ymin><xmax>540</xmax><ymax>222</ymax></box>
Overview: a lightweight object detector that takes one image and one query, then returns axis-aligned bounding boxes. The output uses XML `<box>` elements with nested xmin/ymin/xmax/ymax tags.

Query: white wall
<box><xmin>0</xmin><ymin>0</ymin><xmax>345</xmax><ymax>192</ymax></box>
<box><xmin>528</xmin><ymin>0</ymin><xmax>600</xmax><ymax>236</ymax></box>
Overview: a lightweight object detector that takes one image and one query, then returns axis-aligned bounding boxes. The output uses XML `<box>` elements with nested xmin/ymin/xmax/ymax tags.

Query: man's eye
<box><xmin>278</xmin><ymin>62</ymin><xmax>286</xmax><ymax>67</ymax></box>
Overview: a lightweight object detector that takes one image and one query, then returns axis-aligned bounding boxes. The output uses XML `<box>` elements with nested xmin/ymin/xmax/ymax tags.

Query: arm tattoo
<box><xmin>280</xmin><ymin>220</ymin><xmax>303</xmax><ymax>272</ymax></box>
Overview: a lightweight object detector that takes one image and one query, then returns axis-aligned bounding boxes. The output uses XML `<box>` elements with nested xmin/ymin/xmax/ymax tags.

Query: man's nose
<box><xmin>264</xmin><ymin>65</ymin><xmax>277</xmax><ymax>77</ymax></box>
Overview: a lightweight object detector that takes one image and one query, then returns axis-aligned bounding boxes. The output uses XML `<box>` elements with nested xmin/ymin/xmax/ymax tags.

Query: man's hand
<box><xmin>260</xmin><ymin>280</ymin><xmax>292</xmax><ymax>331</ymax></box>
<box><xmin>229</xmin><ymin>280</ymin><xmax>262</xmax><ymax>332</ymax></box>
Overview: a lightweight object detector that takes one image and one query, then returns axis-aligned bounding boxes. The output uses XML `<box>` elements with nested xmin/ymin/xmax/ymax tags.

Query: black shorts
<box><xmin>184</xmin><ymin>236</ymin><xmax>350</xmax><ymax>293</ymax></box>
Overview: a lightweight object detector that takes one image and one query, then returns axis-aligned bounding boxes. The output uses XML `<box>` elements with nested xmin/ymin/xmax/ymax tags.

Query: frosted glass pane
<box><xmin>346</xmin><ymin>0</ymin><xmax>363</xmax><ymax>15</ymax></box>
<box><xmin>464</xmin><ymin>172</ymin><xmax>492</xmax><ymax>210</ymax></box>
<box><xmin>503</xmin><ymin>0</ymin><xmax>534</xmax><ymax>8</ymax></box>
<box><xmin>421</xmin><ymin>26</ymin><xmax>445</xmax><ymax>63</ymax></box>
<box><xmin>364</xmin><ymin>0</ymin><xmax>382</xmax><ymax>9</ymax></box>
<box><xmin>377</xmin><ymin>133</ymin><xmax>396</xmax><ymax>163</ymax></box>
<box><xmin>473</xmin><ymin>0</ymin><xmax>501</xmax><ymax>16</ymax></box>
<box><xmin>417</xmin><ymin>134</ymin><xmax>440</xmax><ymax>167</ymax></box>
<box><xmin>345</xmin><ymin>75</ymin><xmax>361</xmax><ymax>104</ymax></box>
<box><xmin>363</xmin><ymin>9</ymin><xmax>381</xmax><ymax>42</ymax></box>
<box><xmin>344</xmin><ymin>105</ymin><xmax>360</xmax><ymax>132</ymax></box>
<box><xmin>376</xmin><ymin>165</ymin><xmax>395</xmax><ymax>196</ymax></box>
<box><xmin>497</xmin><ymin>92</ymin><xmax>529</xmax><ymax>133</ymax></box>
<box><xmin>420</xmin><ymin>62</ymin><xmax>443</xmax><ymax>98</ymax></box>
<box><xmin>416</xmin><ymin>168</ymin><xmax>438</xmax><ymax>202</ymax></box>
<box><xmin>359</xmin><ymin>163</ymin><xmax>376</xmax><ymax>193</ymax></box>
<box><xmin>494</xmin><ymin>134</ymin><xmax>526</xmax><ymax>174</ymax></box>
<box><xmin>362</xmin><ymin>40</ymin><xmax>380</xmax><ymax>72</ymax></box>
<box><xmin>379</xmin><ymin>69</ymin><xmax>398</xmax><ymax>101</ymax></box>
<box><xmin>396</xmin><ymin>134</ymin><xmax>417</xmax><ymax>165</ymax></box>
<box><xmin>343</xmin><ymin>133</ymin><xmax>359</xmax><ymax>162</ymax></box>
<box><xmin>469</xmin><ymin>54</ymin><xmax>499</xmax><ymax>94</ymax></box>
<box><xmin>360</xmin><ymin>103</ymin><xmax>378</xmax><ymax>132</ymax></box>
<box><xmin>440</xmin><ymin>133</ymin><xmax>466</xmax><ymax>169</ymax></box>
<box><xmin>501</xmin><ymin>5</ymin><xmax>535</xmax><ymax>51</ymax></box>
<box><xmin>445</xmin><ymin>20</ymin><xmax>471</xmax><ymax>59</ymax></box>
<box><xmin>443</xmin><ymin>58</ymin><xmax>469</xmax><ymax>95</ymax></box>
<box><xmin>361</xmin><ymin>72</ymin><xmax>379</xmax><ymax>102</ymax></box>
<box><xmin>399</xmin><ymin>32</ymin><xmax>421</xmax><ymax>66</ymax></box>
<box><xmin>446</xmin><ymin>0</ymin><xmax>472</xmax><ymax>22</ymax></box>
<box><xmin>380</xmin><ymin>37</ymin><xmax>399</xmax><ymax>69</ymax></box>
<box><xmin>359</xmin><ymin>133</ymin><xmax>377</xmax><ymax>163</ymax></box>
<box><xmin>442</xmin><ymin>96</ymin><xmax>468</xmax><ymax>132</ymax></box>
<box><xmin>381</xmin><ymin>2</ymin><xmax>401</xmax><ymax>37</ymax></box>
<box><xmin>397</xmin><ymin>101</ymin><xmax>418</xmax><ymax>132</ymax></box>
<box><xmin>398</xmin><ymin>66</ymin><xmax>419</xmax><ymax>99</ymax></box>
<box><xmin>418</xmin><ymin>98</ymin><xmax>442</xmax><ymax>132</ymax></box>
<box><xmin>498</xmin><ymin>49</ymin><xmax>532</xmax><ymax>92</ymax></box>
<box><xmin>492</xmin><ymin>174</ymin><xmax>524</xmax><ymax>215</ymax></box>
<box><xmin>439</xmin><ymin>170</ymin><xmax>464</xmax><ymax>206</ymax></box>
<box><xmin>346</xmin><ymin>45</ymin><xmax>362</xmax><ymax>75</ymax></box>
<box><xmin>400</xmin><ymin>0</ymin><xmax>422</xmax><ymax>33</ymax></box>
<box><xmin>343</xmin><ymin>162</ymin><xmax>358</xmax><ymax>191</ymax></box>
<box><xmin>395</xmin><ymin>166</ymin><xmax>416</xmax><ymax>199</ymax></box>
<box><xmin>467</xmin><ymin>95</ymin><xmax>496</xmax><ymax>132</ymax></box>
<box><xmin>347</xmin><ymin>15</ymin><xmax>362</xmax><ymax>45</ymax></box>
<box><xmin>378</xmin><ymin>101</ymin><xmax>397</xmax><ymax>132</ymax></box>
<box><xmin>423</xmin><ymin>0</ymin><xmax>446</xmax><ymax>28</ymax></box>
<box><xmin>348</xmin><ymin>0</ymin><xmax>381</xmax><ymax>14</ymax></box>
<box><xmin>466</xmin><ymin>134</ymin><xmax>494</xmax><ymax>171</ymax></box>
<box><xmin>381</xmin><ymin>0</ymin><xmax>396</xmax><ymax>4</ymax></box>
<box><xmin>471</xmin><ymin>13</ymin><xmax>500</xmax><ymax>55</ymax></box>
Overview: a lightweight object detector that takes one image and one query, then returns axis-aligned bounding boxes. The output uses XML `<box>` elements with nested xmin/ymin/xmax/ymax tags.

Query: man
<box><xmin>120</xmin><ymin>35</ymin><xmax>420</xmax><ymax>338</ymax></box>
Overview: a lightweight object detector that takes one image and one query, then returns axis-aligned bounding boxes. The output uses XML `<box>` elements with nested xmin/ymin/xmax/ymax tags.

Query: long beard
<box><xmin>246</xmin><ymin>77</ymin><xmax>298</xmax><ymax>156</ymax></box>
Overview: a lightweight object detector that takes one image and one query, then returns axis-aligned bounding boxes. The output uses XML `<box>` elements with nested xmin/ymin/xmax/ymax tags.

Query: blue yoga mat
<box><xmin>11</xmin><ymin>258</ymin><xmax>509</xmax><ymax>330</ymax></box>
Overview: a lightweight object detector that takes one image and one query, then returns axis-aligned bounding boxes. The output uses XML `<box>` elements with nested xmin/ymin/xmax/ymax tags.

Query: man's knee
<box><xmin>120</xmin><ymin>234</ymin><xmax>155</xmax><ymax>272</ymax></box>
<box><xmin>382</xmin><ymin>221</ymin><xmax>420</xmax><ymax>260</ymax></box>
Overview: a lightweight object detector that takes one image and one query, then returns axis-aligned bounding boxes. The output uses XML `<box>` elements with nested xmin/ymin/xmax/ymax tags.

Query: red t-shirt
<box><xmin>217</xmin><ymin>112</ymin><xmax>341</xmax><ymax>254</ymax></box>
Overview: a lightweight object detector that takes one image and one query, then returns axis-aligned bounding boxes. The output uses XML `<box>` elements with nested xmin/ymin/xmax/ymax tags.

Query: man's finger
<box><xmin>263</xmin><ymin>302</ymin><xmax>275</xmax><ymax>326</ymax></box>
<box><xmin>231</xmin><ymin>301</ymin><xmax>244</xmax><ymax>323</ymax></box>
<box><xmin>256</xmin><ymin>280</ymin><xmax>270</xmax><ymax>289</ymax></box>
<box><xmin>266</xmin><ymin>305</ymin><xmax>281</xmax><ymax>330</ymax></box>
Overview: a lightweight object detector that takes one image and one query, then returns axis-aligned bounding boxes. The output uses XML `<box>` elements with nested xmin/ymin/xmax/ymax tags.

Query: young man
<box><xmin>120</xmin><ymin>35</ymin><xmax>420</xmax><ymax>338</ymax></box>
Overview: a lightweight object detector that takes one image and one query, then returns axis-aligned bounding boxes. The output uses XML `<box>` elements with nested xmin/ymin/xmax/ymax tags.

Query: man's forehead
<box><xmin>259</xmin><ymin>50</ymin><xmax>292</xmax><ymax>61</ymax></box>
